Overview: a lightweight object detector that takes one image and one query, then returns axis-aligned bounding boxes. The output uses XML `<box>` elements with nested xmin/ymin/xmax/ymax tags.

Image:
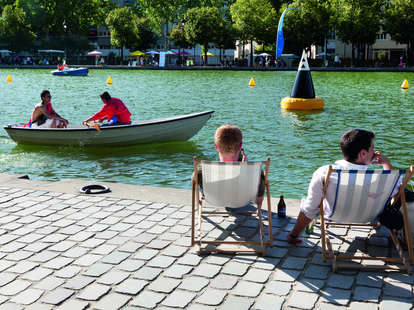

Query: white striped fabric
<box><xmin>328</xmin><ymin>169</ymin><xmax>403</xmax><ymax>223</ymax></box>
<box><xmin>201</xmin><ymin>161</ymin><xmax>263</xmax><ymax>208</ymax></box>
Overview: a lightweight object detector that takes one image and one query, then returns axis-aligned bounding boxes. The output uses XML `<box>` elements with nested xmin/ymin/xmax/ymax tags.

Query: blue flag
<box><xmin>276</xmin><ymin>8</ymin><xmax>295</xmax><ymax>59</ymax></box>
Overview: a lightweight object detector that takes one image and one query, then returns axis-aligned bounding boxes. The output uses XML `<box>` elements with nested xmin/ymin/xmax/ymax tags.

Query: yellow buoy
<box><xmin>248</xmin><ymin>77</ymin><xmax>255</xmax><ymax>87</ymax></box>
<box><xmin>281</xmin><ymin>96</ymin><xmax>324</xmax><ymax>111</ymax></box>
<box><xmin>401</xmin><ymin>79</ymin><xmax>409</xmax><ymax>89</ymax></box>
<box><xmin>106</xmin><ymin>76</ymin><xmax>112</xmax><ymax>85</ymax></box>
<box><xmin>6</xmin><ymin>75</ymin><xmax>12</xmax><ymax>82</ymax></box>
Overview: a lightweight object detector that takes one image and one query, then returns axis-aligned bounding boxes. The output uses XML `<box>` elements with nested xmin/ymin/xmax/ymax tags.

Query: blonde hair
<box><xmin>214</xmin><ymin>124</ymin><xmax>242</xmax><ymax>154</ymax></box>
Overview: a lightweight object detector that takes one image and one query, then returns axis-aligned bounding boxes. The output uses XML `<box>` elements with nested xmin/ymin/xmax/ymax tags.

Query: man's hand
<box><xmin>373</xmin><ymin>151</ymin><xmax>392</xmax><ymax>169</ymax></box>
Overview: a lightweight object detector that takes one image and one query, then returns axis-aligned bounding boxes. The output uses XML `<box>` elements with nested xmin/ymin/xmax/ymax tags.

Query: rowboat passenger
<box><xmin>29</xmin><ymin>90</ymin><xmax>68</xmax><ymax>128</ymax></box>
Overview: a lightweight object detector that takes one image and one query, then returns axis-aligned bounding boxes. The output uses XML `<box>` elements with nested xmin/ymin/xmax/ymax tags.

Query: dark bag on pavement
<box><xmin>378</xmin><ymin>189</ymin><xmax>414</xmax><ymax>230</ymax></box>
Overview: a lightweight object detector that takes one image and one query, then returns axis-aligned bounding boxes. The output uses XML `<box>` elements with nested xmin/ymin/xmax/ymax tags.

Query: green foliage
<box><xmin>106</xmin><ymin>8</ymin><xmax>139</xmax><ymax>50</ymax></box>
<box><xmin>383</xmin><ymin>0</ymin><xmax>414</xmax><ymax>64</ymax></box>
<box><xmin>0</xmin><ymin>4</ymin><xmax>36</xmax><ymax>51</ymax></box>
<box><xmin>170</xmin><ymin>23</ymin><xmax>190</xmax><ymax>48</ymax></box>
<box><xmin>334</xmin><ymin>0</ymin><xmax>383</xmax><ymax>46</ymax></box>
<box><xmin>230</xmin><ymin>0</ymin><xmax>277</xmax><ymax>45</ymax></box>
<box><xmin>282</xmin><ymin>0</ymin><xmax>336</xmax><ymax>52</ymax></box>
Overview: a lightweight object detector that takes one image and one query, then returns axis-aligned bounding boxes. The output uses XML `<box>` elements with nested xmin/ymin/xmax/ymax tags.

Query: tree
<box><xmin>231</xmin><ymin>0</ymin><xmax>277</xmax><ymax>65</ymax></box>
<box><xmin>0</xmin><ymin>4</ymin><xmax>35</xmax><ymax>52</ymax></box>
<box><xmin>383</xmin><ymin>0</ymin><xmax>414</xmax><ymax>65</ymax></box>
<box><xmin>183</xmin><ymin>6</ymin><xmax>223</xmax><ymax>65</ymax></box>
<box><xmin>106</xmin><ymin>7</ymin><xmax>140</xmax><ymax>63</ymax></box>
<box><xmin>139</xmin><ymin>0</ymin><xmax>188</xmax><ymax>49</ymax></box>
<box><xmin>334</xmin><ymin>0</ymin><xmax>383</xmax><ymax>64</ymax></box>
<box><xmin>282</xmin><ymin>0</ymin><xmax>335</xmax><ymax>55</ymax></box>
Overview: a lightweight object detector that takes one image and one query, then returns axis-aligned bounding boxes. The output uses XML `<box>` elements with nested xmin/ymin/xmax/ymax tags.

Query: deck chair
<box><xmin>191</xmin><ymin>157</ymin><xmax>273</xmax><ymax>255</ymax></box>
<box><xmin>319</xmin><ymin>165</ymin><xmax>414</xmax><ymax>273</ymax></box>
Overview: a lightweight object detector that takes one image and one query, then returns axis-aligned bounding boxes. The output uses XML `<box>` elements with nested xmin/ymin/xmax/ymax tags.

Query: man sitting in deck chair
<box><xmin>192</xmin><ymin>124</ymin><xmax>272</xmax><ymax>254</ymax></box>
<box><xmin>287</xmin><ymin>128</ymin><xmax>414</xmax><ymax>271</ymax></box>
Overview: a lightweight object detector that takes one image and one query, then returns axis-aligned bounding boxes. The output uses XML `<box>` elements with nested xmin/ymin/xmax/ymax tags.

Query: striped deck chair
<box><xmin>191</xmin><ymin>157</ymin><xmax>273</xmax><ymax>255</ymax></box>
<box><xmin>320</xmin><ymin>165</ymin><xmax>414</xmax><ymax>273</ymax></box>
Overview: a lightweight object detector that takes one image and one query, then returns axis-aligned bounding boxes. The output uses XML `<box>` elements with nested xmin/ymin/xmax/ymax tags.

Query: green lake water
<box><xmin>0</xmin><ymin>68</ymin><xmax>413</xmax><ymax>199</ymax></box>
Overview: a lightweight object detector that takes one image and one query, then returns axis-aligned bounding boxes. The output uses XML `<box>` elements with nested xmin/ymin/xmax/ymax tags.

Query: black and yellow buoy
<box><xmin>281</xmin><ymin>50</ymin><xmax>324</xmax><ymax>110</ymax></box>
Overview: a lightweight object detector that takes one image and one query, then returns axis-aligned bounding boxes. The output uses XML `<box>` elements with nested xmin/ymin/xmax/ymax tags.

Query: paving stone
<box><xmin>147</xmin><ymin>256</ymin><xmax>177</xmax><ymax>269</ymax></box>
<box><xmin>287</xmin><ymin>291</ymin><xmax>319</xmax><ymax>309</ymax></box>
<box><xmin>222</xmin><ymin>262</ymin><xmax>249</xmax><ymax>276</ymax></box>
<box><xmin>22</xmin><ymin>267</ymin><xmax>53</xmax><ymax>281</ymax></box>
<box><xmin>148</xmin><ymin>277</ymin><xmax>181</xmax><ymax>293</ymax></box>
<box><xmin>29</xmin><ymin>251</ymin><xmax>59</xmax><ymax>263</ymax></box>
<box><xmin>383</xmin><ymin>282</ymin><xmax>413</xmax><ymax>298</ymax></box>
<box><xmin>74</xmin><ymin>254</ymin><xmax>102</xmax><ymax>267</ymax></box>
<box><xmin>118</xmin><ymin>259</ymin><xmax>145</xmax><ymax>272</ymax></box>
<box><xmin>0</xmin><ymin>274</ymin><xmax>17</xmax><ymax>287</ymax></box>
<box><xmin>115</xmin><ymin>278</ymin><xmax>148</xmax><ymax>295</ymax></box>
<box><xmin>55</xmin><ymin>266</ymin><xmax>82</xmax><ymax>279</ymax></box>
<box><xmin>282</xmin><ymin>257</ymin><xmax>307</xmax><ymax>270</ymax></box>
<box><xmin>130</xmin><ymin>291</ymin><xmax>165</xmax><ymax>309</ymax></box>
<box><xmin>273</xmin><ymin>269</ymin><xmax>301</xmax><ymax>282</ymax></box>
<box><xmin>296</xmin><ymin>278</ymin><xmax>326</xmax><ymax>292</ymax></box>
<box><xmin>6</xmin><ymin>261</ymin><xmax>39</xmax><ymax>274</ymax></box>
<box><xmin>133</xmin><ymin>266</ymin><xmax>162</xmax><ymax>281</ymax></box>
<box><xmin>11</xmin><ymin>288</ymin><xmax>44</xmax><ymax>305</ymax></box>
<box><xmin>253</xmin><ymin>294</ymin><xmax>284</xmax><ymax>310</ymax></box>
<box><xmin>219</xmin><ymin>296</ymin><xmax>254</xmax><ymax>310</ymax></box>
<box><xmin>318</xmin><ymin>302</ymin><xmax>347</xmax><ymax>310</ymax></box>
<box><xmin>196</xmin><ymin>288</ymin><xmax>227</xmax><ymax>306</ymax></box>
<box><xmin>349</xmin><ymin>301</ymin><xmax>378</xmax><ymax>310</ymax></box>
<box><xmin>232</xmin><ymin>280</ymin><xmax>263</xmax><ymax>297</ymax></box>
<box><xmin>0</xmin><ymin>261</ymin><xmax>15</xmax><ymax>273</ymax></box>
<box><xmin>41</xmin><ymin>288</ymin><xmax>74</xmax><ymax>305</ymax></box>
<box><xmin>311</xmin><ymin>254</ymin><xmax>334</xmax><ymax>266</ymax></box>
<box><xmin>327</xmin><ymin>274</ymin><xmax>354</xmax><ymax>289</ymax></box>
<box><xmin>163</xmin><ymin>245</ymin><xmax>188</xmax><ymax>257</ymax></box>
<box><xmin>177</xmin><ymin>254</ymin><xmax>203</xmax><ymax>266</ymax></box>
<box><xmin>24</xmin><ymin>242</ymin><xmax>50</xmax><ymax>253</ymax></box>
<box><xmin>356</xmin><ymin>272</ymin><xmax>383</xmax><ymax>288</ymax></box>
<box><xmin>264</xmin><ymin>281</ymin><xmax>292</xmax><ymax>296</ymax></box>
<box><xmin>380</xmin><ymin>296</ymin><xmax>413</xmax><ymax>310</ymax></box>
<box><xmin>163</xmin><ymin>264</ymin><xmax>193</xmax><ymax>278</ymax></box>
<box><xmin>97</xmin><ymin>271</ymin><xmax>130</xmax><ymax>285</ymax></box>
<box><xmin>304</xmin><ymin>265</ymin><xmax>331</xmax><ymax>279</ymax></box>
<box><xmin>34</xmin><ymin>276</ymin><xmax>65</xmax><ymax>290</ymax></box>
<box><xmin>62</xmin><ymin>246</ymin><xmax>88</xmax><ymax>258</ymax></box>
<box><xmin>77</xmin><ymin>284</ymin><xmax>111</xmax><ymax>301</ymax></box>
<box><xmin>320</xmin><ymin>287</ymin><xmax>351</xmax><ymax>306</ymax></box>
<box><xmin>42</xmin><ymin>233</ymin><xmax>67</xmax><ymax>243</ymax></box>
<box><xmin>24</xmin><ymin>303</ymin><xmax>54</xmax><ymax>310</ymax></box>
<box><xmin>43</xmin><ymin>257</ymin><xmax>73</xmax><ymax>269</ymax></box>
<box><xmin>94</xmin><ymin>293</ymin><xmax>131</xmax><ymax>310</ymax></box>
<box><xmin>118</xmin><ymin>242</ymin><xmax>144</xmax><ymax>253</ymax></box>
<box><xmin>5</xmin><ymin>250</ymin><xmax>33</xmax><ymax>261</ymax></box>
<box><xmin>385</xmin><ymin>273</ymin><xmax>414</xmax><ymax>285</ymax></box>
<box><xmin>161</xmin><ymin>290</ymin><xmax>196</xmax><ymax>308</ymax></box>
<box><xmin>289</xmin><ymin>247</ymin><xmax>314</xmax><ymax>258</ymax></box>
<box><xmin>101</xmin><ymin>251</ymin><xmax>130</xmax><ymax>264</ymax></box>
<box><xmin>79</xmin><ymin>238</ymin><xmax>105</xmax><ymax>248</ymax></box>
<box><xmin>145</xmin><ymin>239</ymin><xmax>170</xmax><ymax>250</ymax></box>
<box><xmin>0</xmin><ymin>303</ymin><xmax>24</xmax><ymax>310</ymax></box>
<box><xmin>48</xmin><ymin>241</ymin><xmax>76</xmax><ymax>252</ymax></box>
<box><xmin>179</xmin><ymin>277</ymin><xmax>209</xmax><ymax>292</ymax></box>
<box><xmin>243</xmin><ymin>268</ymin><xmax>272</xmax><ymax>283</ymax></box>
<box><xmin>63</xmin><ymin>275</ymin><xmax>95</xmax><ymax>290</ymax></box>
<box><xmin>134</xmin><ymin>249</ymin><xmax>159</xmax><ymax>260</ymax></box>
<box><xmin>68</xmin><ymin>231</ymin><xmax>95</xmax><ymax>242</ymax></box>
<box><xmin>134</xmin><ymin>233</ymin><xmax>157</xmax><ymax>244</ymax></box>
<box><xmin>82</xmin><ymin>263</ymin><xmax>113</xmax><ymax>277</ymax></box>
<box><xmin>0</xmin><ymin>280</ymin><xmax>31</xmax><ymax>295</ymax></box>
<box><xmin>352</xmin><ymin>286</ymin><xmax>381</xmax><ymax>302</ymax></box>
<box><xmin>55</xmin><ymin>299</ymin><xmax>89</xmax><ymax>310</ymax></box>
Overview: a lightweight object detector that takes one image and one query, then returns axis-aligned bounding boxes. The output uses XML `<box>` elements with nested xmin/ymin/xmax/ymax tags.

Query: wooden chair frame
<box><xmin>319</xmin><ymin>166</ymin><xmax>414</xmax><ymax>273</ymax></box>
<box><xmin>191</xmin><ymin>157</ymin><xmax>273</xmax><ymax>255</ymax></box>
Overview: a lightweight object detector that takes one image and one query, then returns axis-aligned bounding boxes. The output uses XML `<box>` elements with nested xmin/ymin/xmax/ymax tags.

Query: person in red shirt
<box><xmin>82</xmin><ymin>92</ymin><xmax>131</xmax><ymax>126</ymax></box>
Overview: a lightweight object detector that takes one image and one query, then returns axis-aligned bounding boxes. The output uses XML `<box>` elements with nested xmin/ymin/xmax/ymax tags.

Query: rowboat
<box><xmin>51</xmin><ymin>67</ymin><xmax>88</xmax><ymax>76</ymax></box>
<box><xmin>4</xmin><ymin>111</ymin><xmax>214</xmax><ymax>146</ymax></box>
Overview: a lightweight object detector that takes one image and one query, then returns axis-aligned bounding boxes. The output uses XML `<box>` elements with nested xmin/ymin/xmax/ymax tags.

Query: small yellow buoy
<box><xmin>6</xmin><ymin>75</ymin><xmax>12</xmax><ymax>82</ymax></box>
<box><xmin>106</xmin><ymin>76</ymin><xmax>112</xmax><ymax>85</ymax></box>
<box><xmin>401</xmin><ymin>79</ymin><xmax>409</xmax><ymax>89</ymax></box>
<box><xmin>248</xmin><ymin>77</ymin><xmax>255</xmax><ymax>87</ymax></box>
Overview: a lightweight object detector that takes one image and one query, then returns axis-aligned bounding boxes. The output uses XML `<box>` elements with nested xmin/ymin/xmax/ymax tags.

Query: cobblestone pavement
<box><xmin>0</xmin><ymin>186</ymin><xmax>413</xmax><ymax>310</ymax></box>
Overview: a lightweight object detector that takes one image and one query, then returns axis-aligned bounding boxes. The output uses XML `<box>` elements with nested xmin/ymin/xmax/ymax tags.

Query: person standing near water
<box><xmin>83</xmin><ymin>91</ymin><xmax>131</xmax><ymax>126</ymax></box>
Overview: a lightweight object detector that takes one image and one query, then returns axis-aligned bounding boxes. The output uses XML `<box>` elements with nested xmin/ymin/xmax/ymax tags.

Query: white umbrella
<box><xmin>87</xmin><ymin>50</ymin><xmax>103</xmax><ymax>56</ymax></box>
<box><xmin>258</xmin><ymin>52</ymin><xmax>271</xmax><ymax>56</ymax></box>
<box><xmin>146</xmin><ymin>50</ymin><xmax>159</xmax><ymax>55</ymax></box>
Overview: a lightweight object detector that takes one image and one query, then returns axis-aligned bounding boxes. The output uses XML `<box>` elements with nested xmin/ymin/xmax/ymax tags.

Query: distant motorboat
<box><xmin>4</xmin><ymin>111</ymin><xmax>214</xmax><ymax>147</ymax></box>
<box><xmin>51</xmin><ymin>67</ymin><xmax>88</xmax><ymax>76</ymax></box>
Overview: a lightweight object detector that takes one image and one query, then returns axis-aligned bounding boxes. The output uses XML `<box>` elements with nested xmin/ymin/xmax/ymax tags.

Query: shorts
<box><xmin>31</xmin><ymin>118</ymin><xmax>54</xmax><ymax>128</ymax></box>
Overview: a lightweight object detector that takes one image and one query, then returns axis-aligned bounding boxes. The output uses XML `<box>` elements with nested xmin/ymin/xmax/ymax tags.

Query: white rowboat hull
<box><xmin>4</xmin><ymin>111</ymin><xmax>214</xmax><ymax>146</ymax></box>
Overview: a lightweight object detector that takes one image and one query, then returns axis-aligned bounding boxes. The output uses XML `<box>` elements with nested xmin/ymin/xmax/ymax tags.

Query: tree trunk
<box><xmin>351</xmin><ymin>43</ymin><xmax>354</xmax><ymax>66</ymax></box>
<box><xmin>204</xmin><ymin>45</ymin><xmax>208</xmax><ymax>66</ymax></box>
<box><xmin>121</xmin><ymin>46</ymin><xmax>124</xmax><ymax>65</ymax></box>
